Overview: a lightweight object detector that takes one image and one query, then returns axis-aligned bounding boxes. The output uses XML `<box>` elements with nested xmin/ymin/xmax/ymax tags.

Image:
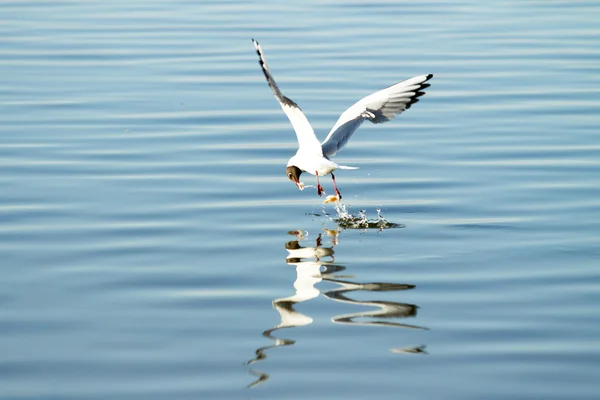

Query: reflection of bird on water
<box><xmin>390</xmin><ymin>345</ymin><xmax>428</xmax><ymax>355</ymax></box>
<box><xmin>246</xmin><ymin>232</ymin><xmax>338</xmax><ymax>388</ymax></box>
<box><xmin>279</xmin><ymin>232</ymin><xmax>341</xmax><ymax>327</ymax></box>
<box><xmin>322</xmin><ymin>278</ymin><xmax>427</xmax><ymax>330</ymax></box>
<box><xmin>285</xmin><ymin>236</ymin><xmax>334</xmax><ymax>262</ymax></box>
<box><xmin>246</xmin><ymin>229</ymin><xmax>426</xmax><ymax>389</ymax></box>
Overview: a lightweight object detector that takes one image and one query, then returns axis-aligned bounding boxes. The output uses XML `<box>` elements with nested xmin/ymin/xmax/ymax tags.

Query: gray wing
<box><xmin>321</xmin><ymin>74</ymin><xmax>433</xmax><ymax>157</ymax></box>
<box><xmin>252</xmin><ymin>39</ymin><xmax>323</xmax><ymax>155</ymax></box>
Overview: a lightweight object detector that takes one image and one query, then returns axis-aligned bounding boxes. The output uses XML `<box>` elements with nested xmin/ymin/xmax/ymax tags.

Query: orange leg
<box><xmin>331</xmin><ymin>173</ymin><xmax>342</xmax><ymax>199</ymax></box>
<box><xmin>315</xmin><ymin>171</ymin><xmax>324</xmax><ymax>196</ymax></box>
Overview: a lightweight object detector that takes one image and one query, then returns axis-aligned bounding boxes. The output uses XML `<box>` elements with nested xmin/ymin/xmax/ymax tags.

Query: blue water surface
<box><xmin>1</xmin><ymin>1</ymin><xmax>599</xmax><ymax>399</ymax></box>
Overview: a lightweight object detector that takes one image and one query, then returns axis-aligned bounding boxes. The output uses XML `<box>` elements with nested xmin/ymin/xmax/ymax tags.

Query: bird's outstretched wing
<box><xmin>252</xmin><ymin>39</ymin><xmax>323</xmax><ymax>155</ymax></box>
<box><xmin>321</xmin><ymin>74</ymin><xmax>433</xmax><ymax>157</ymax></box>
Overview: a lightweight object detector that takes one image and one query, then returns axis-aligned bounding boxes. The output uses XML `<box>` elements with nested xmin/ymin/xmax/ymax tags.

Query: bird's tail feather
<box><xmin>338</xmin><ymin>165</ymin><xmax>359</xmax><ymax>170</ymax></box>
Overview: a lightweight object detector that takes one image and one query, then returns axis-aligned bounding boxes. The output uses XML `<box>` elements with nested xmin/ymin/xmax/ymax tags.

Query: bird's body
<box><xmin>287</xmin><ymin>153</ymin><xmax>345</xmax><ymax>177</ymax></box>
<box><xmin>252</xmin><ymin>39</ymin><xmax>432</xmax><ymax>198</ymax></box>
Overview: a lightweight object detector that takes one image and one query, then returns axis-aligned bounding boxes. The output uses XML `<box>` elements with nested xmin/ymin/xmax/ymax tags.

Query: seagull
<box><xmin>252</xmin><ymin>39</ymin><xmax>432</xmax><ymax>199</ymax></box>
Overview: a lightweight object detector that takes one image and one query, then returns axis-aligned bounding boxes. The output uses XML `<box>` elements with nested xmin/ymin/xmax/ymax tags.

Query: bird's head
<box><xmin>286</xmin><ymin>166</ymin><xmax>303</xmax><ymax>190</ymax></box>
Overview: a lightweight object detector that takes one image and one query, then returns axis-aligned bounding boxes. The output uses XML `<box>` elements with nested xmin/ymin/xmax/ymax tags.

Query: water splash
<box><xmin>326</xmin><ymin>202</ymin><xmax>404</xmax><ymax>230</ymax></box>
<box><xmin>298</xmin><ymin>183</ymin><xmax>317</xmax><ymax>191</ymax></box>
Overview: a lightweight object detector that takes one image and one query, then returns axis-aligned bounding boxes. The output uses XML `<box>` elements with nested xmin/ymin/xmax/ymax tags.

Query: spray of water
<box><xmin>323</xmin><ymin>201</ymin><xmax>404</xmax><ymax>230</ymax></box>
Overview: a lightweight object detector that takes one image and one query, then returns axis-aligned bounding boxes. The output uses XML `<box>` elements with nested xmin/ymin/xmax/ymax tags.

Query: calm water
<box><xmin>2</xmin><ymin>1</ymin><xmax>600</xmax><ymax>399</ymax></box>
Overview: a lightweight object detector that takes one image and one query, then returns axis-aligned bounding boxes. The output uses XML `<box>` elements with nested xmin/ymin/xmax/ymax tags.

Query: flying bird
<box><xmin>252</xmin><ymin>39</ymin><xmax>432</xmax><ymax>199</ymax></box>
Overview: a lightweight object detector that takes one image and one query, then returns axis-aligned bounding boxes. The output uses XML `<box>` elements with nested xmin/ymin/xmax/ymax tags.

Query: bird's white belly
<box><xmin>298</xmin><ymin>158</ymin><xmax>338</xmax><ymax>176</ymax></box>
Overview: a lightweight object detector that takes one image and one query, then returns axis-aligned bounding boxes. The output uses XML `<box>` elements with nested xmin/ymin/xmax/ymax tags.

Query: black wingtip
<box><xmin>405</xmin><ymin>97</ymin><xmax>420</xmax><ymax>110</ymax></box>
<box><xmin>252</xmin><ymin>39</ymin><xmax>260</xmax><ymax>51</ymax></box>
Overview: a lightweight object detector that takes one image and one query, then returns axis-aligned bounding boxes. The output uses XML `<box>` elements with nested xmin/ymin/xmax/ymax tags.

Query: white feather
<box><xmin>252</xmin><ymin>39</ymin><xmax>432</xmax><ymax>197</ymax></box>
<box><xmin>252</xmin><ymin>39</ymin><xmax>323</xmax><ymax>156</ymax></box>
<box><xmin>321</xmin><ymin>74</ymin><xmax>433</xmax><ymax>157</ymax></box>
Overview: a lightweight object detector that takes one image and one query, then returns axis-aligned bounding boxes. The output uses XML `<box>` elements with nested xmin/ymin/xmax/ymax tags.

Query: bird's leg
<box><xmin>331</xmin><ymin>173</ymin><xmax>342</xmax><ymax>199</ymax></box>
<box><xmin>315</xmin><ymin>171</ymin><xmax>324</xmax><ymax>196</ymax></box>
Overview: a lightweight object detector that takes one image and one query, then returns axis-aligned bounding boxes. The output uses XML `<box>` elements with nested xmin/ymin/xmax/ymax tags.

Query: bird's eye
<box><xmin>288</xmin><ymin>173</ymin><xmax>292</xmax><ymax>178</ymax></box>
